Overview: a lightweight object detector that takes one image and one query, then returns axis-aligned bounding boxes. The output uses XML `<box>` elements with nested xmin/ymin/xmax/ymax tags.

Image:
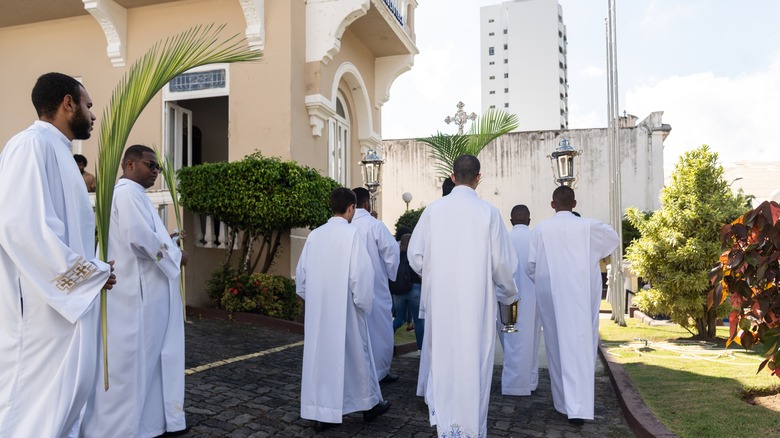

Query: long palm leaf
<box><xmin>417</xmin><ymin>109</ymin><xmax>518</xmax><ymax>179</ymax></box>
<box><xmin>153</xmin><ymin>146</ymin><xmax>187</xmax><ymax>322</ymax></box>
<box><xmin>95</xmin><ymin>24</ymin><xmax>261</xmax><ymax>390</ymax></box>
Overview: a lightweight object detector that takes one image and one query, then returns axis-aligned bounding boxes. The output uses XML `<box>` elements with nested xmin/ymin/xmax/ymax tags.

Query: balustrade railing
<box><xmin>382</xmin><ymin>0</ymin><xmax>405</xmax><ymax>26</ymax></box>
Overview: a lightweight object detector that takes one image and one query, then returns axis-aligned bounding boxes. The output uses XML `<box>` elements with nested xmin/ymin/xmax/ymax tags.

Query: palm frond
<box><xmin>94</xmin><ymin>24</ymin><xmax>261</xmax><ymax>390</ymax></box>
<box><xmin>464</xmin><ymin>109</ymin><xmax>519</xmax><ymax>156</ymax></box>
<box><xmin>153</xmin><ymin>146</ymin><xmax>187</xmax><ymax>322</ymax></box>
<box><xmin>417</xmin><ymin>109</ymin><xmax>518</xmax><ymax>180</ymax></box>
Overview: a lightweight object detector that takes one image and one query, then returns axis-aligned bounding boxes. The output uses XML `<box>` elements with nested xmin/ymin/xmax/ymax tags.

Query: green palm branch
<box><xmin>95</xmin><ymin>24</ymin><xmax>261</xmax><ymax>390</ymax></box>
<box><xmin>416</xmin><ymin>109</ymin><xmax>518</xmax><ymax>179</ymax></box>
<box><xmin>153</xmin><ymin>146</ymin><xmax>187</xmax><ymax>322</ymax></box>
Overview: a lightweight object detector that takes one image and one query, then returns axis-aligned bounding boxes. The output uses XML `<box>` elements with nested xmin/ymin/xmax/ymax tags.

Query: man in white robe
<box><xmin>351</xmin><ymin>187</ymin><xmax>400</xmax><ymax>383</ymax></box>
<box><xmin>81</xmin><ymin>145</ymin><xmax>186</xmax><ymax>437</ymax></box>
<box><xmin>0</xmin><ymin>72</ymin><xmax>115</xmax><ymax>438</ymax></box>
<box><xmin>296</xmin><ymin>188</ymin><xmax>390</xmax><ymax>433</ymax></box>
<box><xmin>408</xmin><ymin>155</ymin><xmax>518</xmax><ymax>438</ymax></box>
<box><xmin>526</xmin><ymin>185</ymin><xmax>619</xmax><ymax>425</ymax></box>
<box><xmin>496</xmin><ymin>204</ymin><xmax>541</xmax><ymax>396</ymax></box>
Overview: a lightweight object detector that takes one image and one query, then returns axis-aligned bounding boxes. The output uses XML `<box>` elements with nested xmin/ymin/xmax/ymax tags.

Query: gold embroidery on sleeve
<box><xmin>51</xmin><ymin>257</ymin><xmax>98</xmax><ymax>293</ymax></box>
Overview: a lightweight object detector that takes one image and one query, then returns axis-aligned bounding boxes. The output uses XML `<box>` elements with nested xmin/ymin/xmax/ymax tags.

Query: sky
<box><xmin>381</xmin><ymin>0</ymin><xmax>780</xmax><ymax>168</ymax></box>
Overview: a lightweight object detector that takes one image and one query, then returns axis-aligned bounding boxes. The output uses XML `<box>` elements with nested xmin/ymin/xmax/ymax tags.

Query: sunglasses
<box><xmin>137</xmin><ymin>160</ymin><xmax>161</xmax><ymax>172</ymax></box>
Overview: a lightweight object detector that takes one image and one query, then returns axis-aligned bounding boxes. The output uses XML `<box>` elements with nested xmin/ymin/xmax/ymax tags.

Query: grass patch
<box><xmin>394</xmin><ymin>325</ymin><xmax>417</xmax><ymax>345</ymax></box>
<box><xmin>600</xmin><ymin>299</ymin><xmax>612</xmax><ymax>312</ymax></box>
<box><xmin>600</xmin><ymin>318</ymin><xmax>780</xmax><ymax>437</ymax></box>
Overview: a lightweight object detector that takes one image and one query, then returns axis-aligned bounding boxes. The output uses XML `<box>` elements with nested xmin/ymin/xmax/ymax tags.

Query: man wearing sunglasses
<box><xmin>82</xmin><ymin>144</ymin><xmax>188</xmax><ymax>437</ymax></box>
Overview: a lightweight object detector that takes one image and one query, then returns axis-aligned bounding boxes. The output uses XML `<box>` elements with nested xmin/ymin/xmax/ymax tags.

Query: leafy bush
<box><xmin>711</xmin><ymin>200</ymin><xmax>780</xmax><ymax>377</ymax></box>
<box><xmin>394</xmin><ymin>207</ymin><xmax>425</xmax><ymax>236</ymax></box>
<box><xmin>214</xmin><ymin>268</ymin><xmax>301</xmax><ymax>320</ymax></box>
<box><xmin>178</xmin><ymin>153</ymin><xmax>339</xmax><ymax>273</ymax></box>
<box><xmin>626</xmin><ymin>146</ymin><xmax>749</xmax><ymax>338</ymax></box>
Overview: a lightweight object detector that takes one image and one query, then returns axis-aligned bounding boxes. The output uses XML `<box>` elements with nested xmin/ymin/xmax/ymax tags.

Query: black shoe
<box><xmin>379</xmin><ymin>373</ymin><xmax>399</xmax><ymax>384</ymax></box>
<box><xmin>568</xmin><ymin>418</ymin><xmax>585</xmax><ymax>426</ymax></box>
<box><xmin>363</xmin><ymin>400</ymin><xmax>391</xmax><ymax>421</ymax></box>
<box><xmin>313</xmin><ymin>421</ymin><xmax>339</xmax><ymax>432</ymax></box>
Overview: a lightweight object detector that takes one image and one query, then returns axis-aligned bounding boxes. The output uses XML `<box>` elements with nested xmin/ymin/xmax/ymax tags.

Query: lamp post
<box><xmin>402</xmin><ymin>192</ymin><xmax>413</xmax><ymax>211</ymax></box>
<box><xmin>360</xmin><ymin>149</ymin><xmax>384</xmax><ymax>213</ymax></box>
<box><xmin>548</xmin><ymin>138</ymin><xmax>582</xmax><ymax>187</ymax></box>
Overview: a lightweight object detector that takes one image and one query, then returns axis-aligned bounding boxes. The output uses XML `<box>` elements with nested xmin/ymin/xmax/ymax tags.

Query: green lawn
<box><xmin>599</xmin><ymin>318</ymin><xmax>780</xmax><ymax>438</ymax></box>
<box><xmin>394</xmin><ymin>324</ymin><xmax>417</xmax><ymax>345</ymax></box>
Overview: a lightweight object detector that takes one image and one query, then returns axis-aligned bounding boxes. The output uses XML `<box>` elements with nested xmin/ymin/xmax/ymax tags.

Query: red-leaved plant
<box><xmin>710</xmin><ymin>200</ymin><xmax>780</xmax><ymax>377</ymax></box>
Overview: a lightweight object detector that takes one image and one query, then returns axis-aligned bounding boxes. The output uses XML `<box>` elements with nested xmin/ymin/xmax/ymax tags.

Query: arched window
<box><xmin>327</xmin><ymin>93</ymin><xmax>350</xmax><ymax>185</ymax></box>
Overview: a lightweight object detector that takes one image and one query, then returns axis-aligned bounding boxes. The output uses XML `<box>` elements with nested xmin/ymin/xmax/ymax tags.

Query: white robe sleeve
<box><xmin>590</xmin><ymin>220</ymin><xmax>620</xmax><ymax>259</ymax></box>
<box><xmin>295</xmin><ymin>241</ymin><xmax>309</xmax><ymax>300</ymax></box>
<box><xmin>0</xmin><ymin>135</ymin><xmax>108</xmax><ymax>324</ymax></box>
<box><xmin>525</xmin><ymin>229</ymin><xmax>539</xmax><ymax>283</ymax></box>
<box><xmin>490</xmin><ymin>209</ymin><xmax>519</xmax><ymax>305</ymax></box>
<box><xmin>349</xmin><ymin>232</ymin><xmax>375</xmax><ymax>314</ymax></box>
<box><xmin>114</xmin><ymin>188</ymin><xmax>181</xmax><ymax>279</ymax></box>
<box><xmin>407</xmin><ymin>209</ymin><xmax>428</xmax><ymax>276</ymax></box>
<box><xmin>375</xmin><ymin>222</ymin><xmax>400</xmax><ymax>281</ymax></box>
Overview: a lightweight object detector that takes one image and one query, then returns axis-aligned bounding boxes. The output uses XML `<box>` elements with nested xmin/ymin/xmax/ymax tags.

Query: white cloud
<box><xmin>625</xmin><ymin>54</ymin><xmax>780</xmax><ymax>167</ymax></box>
<box><xmin>580</xmin><ymin>65</ymin><xmax>603</xmax><ymax>78</ymax></box>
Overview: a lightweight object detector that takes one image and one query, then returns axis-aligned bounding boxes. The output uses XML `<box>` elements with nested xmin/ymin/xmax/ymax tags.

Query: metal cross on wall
<box><xmin>444</xmin><ymin>101</ymin><xmax>477</xmax><ymax>135</ymax></box>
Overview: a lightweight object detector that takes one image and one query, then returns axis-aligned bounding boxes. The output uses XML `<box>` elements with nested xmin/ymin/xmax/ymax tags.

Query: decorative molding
<box><xmin>374</xmin><ymin>54</ymin><xmax>414</xmax><ymax>109</ymax></box>
<box><xmin>360</xmin><ymin>133</ymin><xmax>382</xmax><ymax>151</ymax></box>
<box><xmin>83</xmin><ymin>0</ymin><xmax>127</xmax><ymax>67</ymax></box>
<box><xmin>238</xmin><ymin>0</ymin><xmax>265</xmax><ymax>51</ymax></box>
<box><xmin>304</xmin><ymin>94</ymin><xmax>337</xmax><ymax>137</ymax></box>
<box><xmin>331</xmin><ymin>62</ymin><xmax>375</xmax><ymax>144</ymax></box>
<box><xmin>306</xmin><ymin>0</ymin><xmax>370</xmax><ymax>65</ymax></box>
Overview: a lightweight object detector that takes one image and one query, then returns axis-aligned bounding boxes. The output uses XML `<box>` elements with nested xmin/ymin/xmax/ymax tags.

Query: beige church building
<box><xmin>0</xmin><ymin>0</ymin><xmax>418</xmax><ymax>306</ymax></box>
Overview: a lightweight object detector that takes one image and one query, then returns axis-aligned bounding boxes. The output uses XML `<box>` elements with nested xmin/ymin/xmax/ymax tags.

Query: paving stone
<box><xmin>181</xmin><ymin>318</ymin><xmax>632</xmax><ymax>437</ymax></box>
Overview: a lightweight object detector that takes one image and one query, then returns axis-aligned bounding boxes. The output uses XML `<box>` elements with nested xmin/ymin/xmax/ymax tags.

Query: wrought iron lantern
<box><xmin>360</xmin><ymin>149</ymin><xmax>384</xmax><ymax>212</ymax></box>
<box><xmin>548</xmin><ymin>138</ymin><xmax>582</xmax><ymax>187</ymax></box>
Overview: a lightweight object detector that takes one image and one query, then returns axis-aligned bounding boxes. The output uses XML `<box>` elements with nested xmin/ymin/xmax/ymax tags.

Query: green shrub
<box><xmin>178</xmin><ymin>153</ymin><xmax>339</xmax><ymax>274</ymax></box>
<box><xmin>216</xmin><ymin>270</ymin><xmax>301</xmax><ymax>320</ymax></box>
<box><xmin>394</xmin><ymin>207</ymin><xmax>425</xmax><ymax>236</ymax></box>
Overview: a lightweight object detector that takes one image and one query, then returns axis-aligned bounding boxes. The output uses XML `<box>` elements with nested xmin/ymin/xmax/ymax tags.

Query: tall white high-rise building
<box><xmin>480</xmin><ymin>0</ymin><xmax>568</xmax><ymax>131</ymax></box>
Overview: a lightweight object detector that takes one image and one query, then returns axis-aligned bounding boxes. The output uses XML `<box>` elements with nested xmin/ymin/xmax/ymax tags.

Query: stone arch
<box><xmin>331</xmin><ymin>62</ymin><xmax>380</xmax><ymax>149</ymax></box>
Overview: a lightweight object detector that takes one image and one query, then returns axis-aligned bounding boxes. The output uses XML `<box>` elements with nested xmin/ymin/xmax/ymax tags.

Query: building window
<box><xmin>489</xmin><ymin>47</ymin><xmax>494</xmax><ymax>56</ymax></box>
<box><xmin>488</xmin><ymin>19</ymin><xmax>494</xmax><ymax>23</ymax></box>
<box><xmin>489</xmin><ymin>61</ymin><xmax>495</xmax><ymax>65</ymax></box>
<box><xmin>503</xmin><ymin>44</ymin><xmax>508</xmax><ymax>50</ymax></box>
<box><xmin>169</xmin><ymin>69</ymin><xmax>226</xmax><ymax>92</ymax></box>
<box><xmin>504</xmin><ymin>103</ymin><xmax>509</xmax><ymax>108</ymax></box>
<box><xmin>489</xmin><ymin>32</ymin><xmax>494</xmax><ymax>36</ymax></box>
<box><xmin>489</xmin><ymin>76</ymin><xmax>495</xmax><ymax>80</ymax></box>
<box><xmin>504</xmin><ymin>73</ymin><xmax>509</xmax><ymax>78</ymax></box>
<box><xmin>489</xmin><ymin>105</ymin><xmax>496</xmax><ymax>109</ymax></box>
<box><xmin>504</xmin><ymin>29</ymin><xmax>508</xmax><ymax>34</ymax></box>
<box><xmin>504</xmin><ymin>88</ymin><xmax>509</xmax><ymax>93</ymax></box>
<box><xmin>489</xmin><ymin>90</ymin><xmax>496</xmax><ymax>95</ymax></box>
<box><xmin>504</xmin><ymin>59</ymin><xmax>508</xmax><ymax>64</ymax></box>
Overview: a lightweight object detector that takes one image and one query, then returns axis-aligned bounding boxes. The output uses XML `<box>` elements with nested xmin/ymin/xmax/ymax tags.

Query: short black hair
<box><xmin>552</xmin><ymin>185</ymin><xmax>576</xmax><ymax>209</ymax></box>
<box><xmin>31</xmin><ymin>73</ymin><xmax>83</xmax><ymax>119</ymax></box>
<box><xmin>122</xmin><ymin>144</ymin><xmax>155</xmax><ymax>163</ymax></box>
<box><xmin>510</xmin><ymin>204</ymin><xmax>530</xmax><ymax>222</ymax></box>
<box><xmin>453</xmin><ymin>155</ymin><xmax>480</xmax><ymax>185</ymax></box>
<box><xmin>352</xmin><ymin>187</ymin><xmax>371</xmax><ymax>207</ymax></box>
<box><xmin>442</xmin><ymin>177</ymin><xmax>455</xmax><ymax>196</ymax></box>
<box><xmin>73</xmin><ymin>154</ymin><xmax>87</xmax><ymax>166</ymax></box>
<box><xmin>330</xmin><ymin>187</ymin><xmax>356</xmax><ymax>214</ymax></box>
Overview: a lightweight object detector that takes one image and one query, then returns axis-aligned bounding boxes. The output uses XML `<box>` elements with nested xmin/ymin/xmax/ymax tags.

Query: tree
<box><xmin>178</xmin><ymin>153</ymin><xmax>339</xmax><ymax>274</ymax></box>
<box><xmin>625</xmin><ymin>145</ymin><xmax>749</xmax><ymax>338</ymax></box>
<box><xmin>416</xmin><ymin>108</ymin><xmax>518</xmax><ymax>179</ymax></box>
<box><xmin>711</xmin><ymin>201</ymin><xmax>780</xmax><ymax>378</ymax></box>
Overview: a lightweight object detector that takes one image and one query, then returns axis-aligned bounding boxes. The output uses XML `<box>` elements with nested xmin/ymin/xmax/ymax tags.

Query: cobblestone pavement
<box><xmin>179</xmin><ymin>318</ymin><xmax>633</xmax><ymax>437</ymax></box>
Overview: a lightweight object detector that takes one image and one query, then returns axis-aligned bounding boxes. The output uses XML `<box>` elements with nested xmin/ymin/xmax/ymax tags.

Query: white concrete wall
<box><xmin>480</xmin><ymin>0</ymin><xmax>567</xmax><ymax>131</ymax></box>
<box><xmin>379</xmin><ymin>112</ymin><xmax>667</xmax><ymax>233</ymax></box>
